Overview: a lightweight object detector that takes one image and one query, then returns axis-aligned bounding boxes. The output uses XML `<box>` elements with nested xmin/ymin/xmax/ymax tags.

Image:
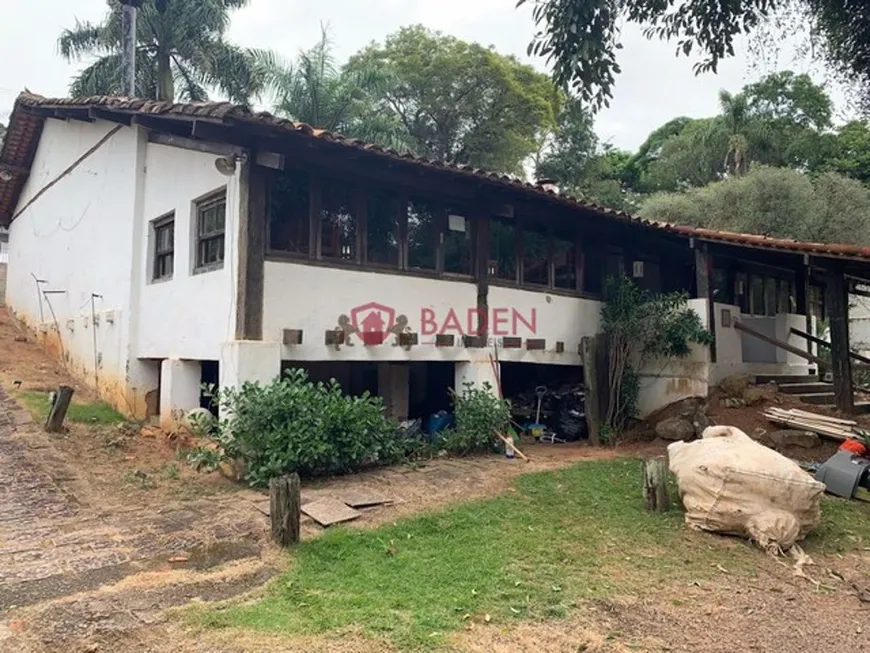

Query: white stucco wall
<box><xmin>709</xmin><ymin>303</ymin><xmax>815</xmax><ymax>384</ymax></box>
<box><xmin>850</xmin><ymin>294</ymin><xmax>870</xmax><ymax>355</ymax></box>
<box><xmin>5</xmin><ymin>119</ymin><xmax>143</xmax><ymax>408</ymax></box>
<box><xmin>635</xmin><ymin>297</ymin><xmax>711</xmax><ymax>418</ymax></box>
<box><xmin>262</xmin><ymin>262</ymin><xmax>600</xmax><ymax>366</ymax></box>
<box><xmin>134</xmin><ymin>142</ymin><xmax>239</xmax><ymax>360</ymax></box>
<box><xmin>5</xmin><ymin>119</ymin><xmax>242</xmax><ymax>416</ymax></box>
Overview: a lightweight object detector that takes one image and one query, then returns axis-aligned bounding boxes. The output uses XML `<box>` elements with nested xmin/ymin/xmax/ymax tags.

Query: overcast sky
<box><xmin>0</xmin><ymin>0</ymin><xmax>847</xmax><ymax>151</ymax></box>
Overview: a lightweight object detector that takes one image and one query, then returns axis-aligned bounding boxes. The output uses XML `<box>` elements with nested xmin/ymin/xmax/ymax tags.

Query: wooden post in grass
<box><xmin>270</xmin><ymin>473</ymin><xmax>301</xmax><ymax>546</ymax></box>
<box><xmin>642</xmin><ymin>457</ymin><xmax>670</xmax><ymax>512</ymax></box>
<box><xmin>44</xmin><ymin>385</ymin><xmax>74</xmax><ymax>433</ymax></box>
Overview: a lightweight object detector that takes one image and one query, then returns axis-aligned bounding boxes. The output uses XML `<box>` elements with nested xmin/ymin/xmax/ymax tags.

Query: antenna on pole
<box><xmin>119</xmin><ymin>1</ymin><xmax>143</xmax><ymax>97</ymax></box>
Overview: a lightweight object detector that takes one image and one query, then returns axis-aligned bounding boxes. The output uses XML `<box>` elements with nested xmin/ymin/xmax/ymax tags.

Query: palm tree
<box><xmin>718</xmin><ymin>90</ymin><xmax>753</xmax><ymax>176</ymax></box>
<box><xmin>255</xmin><ymin>27</ymin><xmax>409</xmax><ymax>149</ymax></box>
<box><xmin>59</xmin><ymin>0</ymin><xmax>260</xmax><ymax>103</ymax></box>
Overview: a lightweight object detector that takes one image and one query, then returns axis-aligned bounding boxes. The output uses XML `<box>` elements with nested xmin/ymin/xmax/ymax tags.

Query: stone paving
<box><xmin>0</xmin><ymin>386</ymin><xmax>269</xmax><ymax>613</ymax></box>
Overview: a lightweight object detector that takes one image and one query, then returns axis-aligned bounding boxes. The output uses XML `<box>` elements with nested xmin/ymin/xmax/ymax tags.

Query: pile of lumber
<box><xmin>763</xmin><ymin>407</ymin><xmax>856</xmax><ymax>442</ymax></box>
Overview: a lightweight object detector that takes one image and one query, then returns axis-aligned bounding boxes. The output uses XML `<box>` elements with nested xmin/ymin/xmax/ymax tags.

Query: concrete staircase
<box><xmin>756</xmin><ymin>373</ymin><xmax>870</xmax><ymax>413</ymax></box>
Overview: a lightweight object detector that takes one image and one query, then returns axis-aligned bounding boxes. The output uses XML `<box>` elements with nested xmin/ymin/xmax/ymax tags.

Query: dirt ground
<box><xmin>1</xmin><ymin>307</ymin><xmax>868</xmax><ymax>652</ymax></box>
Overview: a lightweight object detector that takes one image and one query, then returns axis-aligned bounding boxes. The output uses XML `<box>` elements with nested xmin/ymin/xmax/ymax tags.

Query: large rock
<box><xmin>655</xmin><ymin>416</ymin><xmax>696</xmax><ymax>441</ymax></box>
<box><xmin>743</xmin><ymin>385</ymin><xmax>776</xmax><ymax>406</ymax></box>
<box><xmin>719</xmin><ymin>374</ymin><xmax>750</xmax><ymax>398</ymax></box>
<box><xmin>768</xmin><ymin>430</ymin><xmax>821</xmax><ymax>450</ymax></box>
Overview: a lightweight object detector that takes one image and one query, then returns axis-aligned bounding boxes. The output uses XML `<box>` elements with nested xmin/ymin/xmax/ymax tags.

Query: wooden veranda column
<box><xmin>694</xmin><ymin>243</ymin><xmax>716</xmax><ymax>362</ymax></box>
<box><xmin>825</xmin><ymin>268</ymin><xmax>854</xmax><ymax>413</ymax></box>
<box><xmin>796</xmin><ymin>266</ymin><xmax>812</xmax><ymax>357</ymax></box>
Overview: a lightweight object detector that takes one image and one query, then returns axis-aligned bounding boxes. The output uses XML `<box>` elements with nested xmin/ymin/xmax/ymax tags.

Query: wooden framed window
<box><xmin>522</xmin><ymin>222</ymin><xmax>549</xmax><ymax>286</ymax></box>
<box><xmin>320</xmin><ymin>178</ymin><xmax>357</xmax><ymax>261</ymax></box>
<box><xmin>268</xmin><ymin>170</ymin><xmax>310</xmax><ymax>255</ymax></box>
<box><xmin>152</xmin><ymin>213</ymin><xmax>174</xmax><ymax>281</ymax></box>
<box><xmin>489</xmin><ymin>217</ymin><xmax>517</xmax><ymax>282</ymax></box>
<box><xmin>195</xmin><ymin>192</ymin><xmax>226</xmax><ymax>272</ymax></box>
<box><xmin>443</xmin><ymin>209</ymin><xmax>472</xmax><ymax>276</ymax></box>
<box><xmin>366</xmin><ymin>188</ymin><xmax>400</xmax><ymax>267</ymax></box>
<box><xmin>553</xmin><ymin>236</ymin><xmax>578</xmax><ymax>290</ymax></box>
<box><xmin>406</xmin><ymin>199</ymin><xmax>439</xmax><ymax>271</ymax></box>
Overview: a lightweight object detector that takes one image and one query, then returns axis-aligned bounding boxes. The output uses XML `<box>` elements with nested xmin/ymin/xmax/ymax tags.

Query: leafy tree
<box><xmin>639</xmin><ymin>118</ymin><xmax>727</xmax><ymax>192</ymax></box>
<box><xmin>520</xmin><ymin>0</ymin><xmax>870</xmax><ymax>109</ymax></box>
<box><xmin>255</xmin><ymin>28</ymin><xmax>407</xmax><ymax>149</ymax></box>
<box><xmin>640</xmin><ymin>166</ymin><xmax>870</xmax><ymax>245</ymax></box>
<box><xmin>59</xmin><ymin>0</ymin><xmax>259</xmax><ymax>103</ymax></box>
<box><xmin>534</xmin><ymin>99</ymin><xmax>638</xmax><ymax>210</ymax></box>
<box><xmin>819</xmin><ymin>120</ymin><xmax>870</xmax><ymax>183</ymax></box>
<box><xmin>535</xmin><ymin>99</ymin><xmax>598</xmax><ymax>187</ymax></box>
<box><xmin>346</xmin><ymin>25</ymin><xmax>559</xmax><ymax>174</ymax></box>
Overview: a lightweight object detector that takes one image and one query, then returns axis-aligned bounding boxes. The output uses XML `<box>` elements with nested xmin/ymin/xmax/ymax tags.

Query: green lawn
<box><xmin>16</xmin><ymin>391</ymin><xmax>126</xmax><ymax>425</ymax></box>
<box><xmin>194</xmin><ymin>458</ymin><xmax>870</xmax><ymax>650</ymax></box>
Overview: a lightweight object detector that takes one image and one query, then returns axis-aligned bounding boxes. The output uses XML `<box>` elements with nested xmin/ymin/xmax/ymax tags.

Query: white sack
<box><xmin>667</xmin><ymin>425</ymin><xmax>825</xmax><ymax>552</ymax></box>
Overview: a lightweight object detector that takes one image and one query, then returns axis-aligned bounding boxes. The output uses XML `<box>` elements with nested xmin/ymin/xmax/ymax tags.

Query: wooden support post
<box><xmin>269</xmin><ymin>473</ymin><xmax>301</xmax><ymax>547</ymax></box>
<box><xmin>826</xmin><ymin>269</ymin><xmax>854</xmax><ymax>413</ymax></box>
<box><xmin>694</xmin><ymin>244</ymin><xmax>716</xmax><ymax>361</ymax></box>
<box><xmin>44</xmin><ymin>385</ymin><xmax>74</xmax><ymax>433</ymax></box>
<box><xmin>642</xmin><ymin>456</ymin><xmax>670</xmax><ymax>512</ymax></box>
<box><xmin>581</xmin><ymin>335</ymin><xmax>601</xmax><ymax>446</ymax></box>
<box><xmin>796</xmin><ymin>267</ymin><xmax>813</xmax><ymax>360</ymax></box>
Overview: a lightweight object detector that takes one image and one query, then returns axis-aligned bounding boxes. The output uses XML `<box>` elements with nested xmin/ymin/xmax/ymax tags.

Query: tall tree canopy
<box><xmin>520</xmin><ymin>0</ymin><xmax>870</xmax><ymax>110</ymax></box>
<box><xmin>346</xmin><ymin>25</ymin><xmax>560</xmax><ymax>174</ymax></box>
<box><xmin>622</xmin><ymin>71</ymin><xmax>842</xmax><ymax>193</ymax></box>
<box><xmin>59</xmin><ymin>0</ymin><xmax>259</xmax><ymax>103</ymax></box>
<box><xmin>640</xmin><ymin>166</ymin><xmax>870</xmax><ymax>245</ymax></box>
<box><xmin>255</xmin><ymin>28</ymin><xmax>407</xmax><ymax>149</ymax></box>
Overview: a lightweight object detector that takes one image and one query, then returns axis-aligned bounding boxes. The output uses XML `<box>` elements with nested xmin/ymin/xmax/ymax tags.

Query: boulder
<box><xmin>691</xmin><ymin>411</ymin><xmax>711</xmax><ymax>438</ymax></box>
<box><xmin>655</xmin><ymin>416</ymin><xmax>696</xmax><ymax>441</ymax></box>
<box><xmin>768</xmin><ymin>430</ymin><xmax>821</xmax><ymax>450</ymax></box>
<box><xmin>719</xmin><ymin>374</ymin><xmax>750</xmax><ymax>398</ymax></box>
<box><xmin>722</xmin><ymin>397</ymin><xmax>747</xmax><ymax>409</ymax></box>
<box><xmin>743</xmin><ymin>385</ymin><xmax>776</xmax><ymax>406</ymax></box>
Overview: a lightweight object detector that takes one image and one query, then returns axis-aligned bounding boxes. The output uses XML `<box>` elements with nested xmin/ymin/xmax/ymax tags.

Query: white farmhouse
<box><xmin>1</xmin><ymin>93</ymin><xmax>869</xmax><ymax>426</ymax></box>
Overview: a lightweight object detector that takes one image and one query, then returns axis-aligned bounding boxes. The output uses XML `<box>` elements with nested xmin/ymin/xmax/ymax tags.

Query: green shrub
<box><xmin>442</xmin><ymin>382</ymin><xmax>511</xmax><ymax>455</ymax></box>
<box><xmin>190</xmin><ymin>368</ymin><xmax>400</xmax><ymax>486</ymax></box>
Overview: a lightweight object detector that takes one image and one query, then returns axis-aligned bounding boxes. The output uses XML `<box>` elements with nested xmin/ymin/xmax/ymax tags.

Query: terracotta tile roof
<box><xmin>3</xmin><ymin>92</ymin><xmax>870</xmax><ymax>263</ymax></box>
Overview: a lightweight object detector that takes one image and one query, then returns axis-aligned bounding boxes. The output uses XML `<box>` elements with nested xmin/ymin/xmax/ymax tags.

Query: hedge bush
<box><xmin>191</xmin><ymin>368</ymin><xmax>400</xmax><ymax>486</ymax></box>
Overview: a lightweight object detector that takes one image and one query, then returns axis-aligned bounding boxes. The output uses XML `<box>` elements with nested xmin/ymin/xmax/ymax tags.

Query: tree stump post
<box><xmin>270</xmin><ymin>473</ymin><xmax>301</xmax><ymax>547</ymax></box>
<box><xmin>44</xmin><ymin>385</ymin><xmax>74</xmax><ymax>433</ymax></box>
<box><xmin>642</xmin><ymin>456</ymin><xmax>670</xmax><ymax>512</ymax></box>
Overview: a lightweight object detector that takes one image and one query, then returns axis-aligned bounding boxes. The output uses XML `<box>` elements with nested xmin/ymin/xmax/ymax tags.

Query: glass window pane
<box><xmin>269</xmin><ymin>171</ymin><xmax>310</xmax><ymax>254</ymax></box>
<box><xmin>553</xmin><ymin>238</ymin><xmax>576</xmax><ymax>290</ymax></box>
<box><xmin>489</xmin><ymin>218</ymin><xmax>516</xmax><ymax>281</ymax></box>
<box><xmin>444</xmin><ymin>210</ymin><xmax>471</xmax><ymax>275</ymax></box>
<box><xmin>522</xmin><ymin>224</ymin><xmax>549</xmax><ymax>286</ymax></box>
<box><xmin>735</xmin><ymin>272</ymin><xmax>749</xmax><ymax>313</ymax></box>
<box><xmin>750</xmin><ymin>276</ymin><xmax>765</xmax><ymax>315</ymax></box>
<box><xmin>407</xmin><ymin>200</ymin><xmax>438</xmax><ymax>271</ymax></box>
<box><xmin>765</xmin><ymin>277</ymin><xmax>777</xmax><ymax>316</ymax></box>
<box><xmin>367</xmin><ymin>189</ymin><xmax>399</xmax><ymax>266</ymax></box>
<box><xmin>777</xmin><ymin>279</ymin><xmax>790</xmax><ymax>314</ymax></box>
<box><xmin>321</xmin><ymin>179</ymin><xmax>356</xmax><ymax>260</ymax></box>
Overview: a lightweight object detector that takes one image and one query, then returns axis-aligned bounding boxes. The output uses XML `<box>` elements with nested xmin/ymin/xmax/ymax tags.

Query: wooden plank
<box><xmin>302</xmin><ymin>498</ymin><xmax>361</xmax><ymax>526</ymax></box>
<box><xmin>774</xmin><ymin>407</ymin><xmax>857</xmax><ymax>426</ymax></box>
<box><xmin>789</xmin><ymin>327</ymin><xmax>870</xmax><ymax>366</ymax></box>
<box><xmin>826</xmin><ymin>269</ymin><xmax>854</xmax><ymax>413</ymax></box>
<box><xmin>734</xmin><ymin>320</ymin><xmax>826</xmax><ymax>366</ymax></box>
<box><xmin>763</xmin><ymin>413</ymin><xmax>851</xmax><ymax>441</ymax></box>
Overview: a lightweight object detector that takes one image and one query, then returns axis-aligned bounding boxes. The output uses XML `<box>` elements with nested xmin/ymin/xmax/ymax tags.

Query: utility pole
<box><xmin>119</xmin><ymin>1</ymin><xmax>142</xmax><ymax>96</ymax></box>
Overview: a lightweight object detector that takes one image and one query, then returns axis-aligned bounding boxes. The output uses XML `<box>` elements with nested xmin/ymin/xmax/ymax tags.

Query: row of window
<box><xmin>151</xmin><ymin>191</ymin><xmax>226</xmax><ymax>281</ymax></box>
<box><xmin>713</xmin><ymin>268</ymin><xmax>798</xmax><ymax>316</ymax></box>
<box><xmin>268</xmin><ymin>171</ymin><xmax>583</xmax><ymax>292</ymax></box>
